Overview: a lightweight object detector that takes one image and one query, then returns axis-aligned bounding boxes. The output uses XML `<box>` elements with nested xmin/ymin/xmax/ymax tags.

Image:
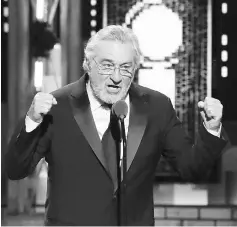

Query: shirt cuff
<box><xmin>203</xmin><ymin>122</ymin><xmax>222</xmax><ymax>138</ymax></box>
<box><xmin>25</xmin><ymin>115</ymin><xmax>42</xmax><ymax>132</ymax></box>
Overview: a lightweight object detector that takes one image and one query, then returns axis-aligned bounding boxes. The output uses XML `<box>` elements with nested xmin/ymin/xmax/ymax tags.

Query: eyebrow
<box><xmin>99</xmin><ymin>58</ymin><xmax>133</xmax><ymax>65</ymax></box>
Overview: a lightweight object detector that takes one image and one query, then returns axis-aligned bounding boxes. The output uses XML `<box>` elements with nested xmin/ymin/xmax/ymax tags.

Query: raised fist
<box><xmin>198</xmin><ymin>97</ymin><xmax>223</xmax><ymax>132</ymax></box>
<box><xmin>27</xmin><ymin>92</ymin><xmax>57</xmax><ymax>123</ymax></box>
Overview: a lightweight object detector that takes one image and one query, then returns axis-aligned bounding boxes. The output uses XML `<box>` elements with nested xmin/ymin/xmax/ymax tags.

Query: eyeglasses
<box><xmin>92</xmin><ymin>58</ymin><xmax>134</xmax><ymax>77</ymax></box>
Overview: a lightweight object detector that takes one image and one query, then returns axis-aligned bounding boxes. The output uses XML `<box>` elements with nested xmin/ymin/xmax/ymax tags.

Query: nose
<box><xmin>110</xmin><ymin>68</ymin><xmax>122</xmax><ymax>84</ymax></box>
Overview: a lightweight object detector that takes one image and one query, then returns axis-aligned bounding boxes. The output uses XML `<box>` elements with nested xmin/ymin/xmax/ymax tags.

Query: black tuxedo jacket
<box><xmin>5</xmin><ymin>75</ymin><xmax>227</xmax><ymax>226</ymax></box>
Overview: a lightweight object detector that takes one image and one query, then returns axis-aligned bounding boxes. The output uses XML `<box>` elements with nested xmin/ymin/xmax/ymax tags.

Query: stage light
<box><xmin>91</xmin><ymin>20</ymin><xmax>97</xmax><ymax>27</ymax></box>
<box><xmin>222</xmin><ymin>3</ymin><xmax>228</xmax><ymax>14</ymax></box>
<box><xmin>3</xmin><ymin>23</ymin><xmax>9</xmax><ymax>33</ymax></box>
<box><xmin>91</xmin><ymin>30</ymin><xmax>96</xmax><ymax>36</ymax></box>
<box><xmin>2</xmin><ymin>2</ymin><xmax>9</xmax><ymax>33</ymax></box>
<box><xmin>221</xmin><ymin>34</ymin><xmax>228</xmax><ymax>46</ymax></box>
<box><xmin>221</xmin><ymin>50</ymin><xmax>228</xmax><ymax>62</ymax></box>
<box><xmin>3</xmin><ymin>7</ymin><xmax>9</xmax><ymax>17</ymax></box>
<box><xmin>221</xmin><ymin>66</ymin><xmax>228</xmax><ymax>78</ymax></box>
<box><xmin>36</xmin><ymin>0</ymin><xmax>45</xmax><ymax>20</ymax></box>
<box><xmin>132</xmin><ymin>4</ymin><xmax>182</xmax><ymax>60</ymax></box>
<box><xmin>53</xmin><ymin>44</ymin><xmax>61</xmax><ymax>49</ymax></box>
<box><xmin>91</xmin><ymin>0</ymin><xmax>97</xmax><ymax>6</ymax></box>
<box><xmin>34</xmin><ymin>60</ymin><xmax>44</xmax><ymax>91</ymax></box>
<box><xmin>90</xmin><ymin>9</ymin><xmax>97</xmax><ymax>17</ymax></box>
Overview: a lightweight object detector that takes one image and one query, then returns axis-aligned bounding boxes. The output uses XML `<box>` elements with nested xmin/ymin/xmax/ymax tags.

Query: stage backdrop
<box><xmin>105</xmin><ymin>0</ymin><xmax>211</xmax><ymax>182</ymax></box>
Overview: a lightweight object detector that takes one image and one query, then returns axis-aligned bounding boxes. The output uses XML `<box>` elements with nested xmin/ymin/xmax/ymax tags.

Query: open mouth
<box><xmin>107</xmin><ymin>85</ymin><xmax>121</xmax><ymax>93</ymax></box>
<box><xmin>108</xmin><ymin>85</ymin><xmax>119</xmax><ymax>88</ymax></box>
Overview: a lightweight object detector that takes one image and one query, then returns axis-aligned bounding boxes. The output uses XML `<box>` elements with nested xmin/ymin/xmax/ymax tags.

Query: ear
<box><xmin>83</xmin><ymin>58</ymin><xmax>91</xmax><ymax>73</ymax></box>
<box><xmin>87</xmin><ymin>58</ymin><xmax>93</xmax><ymax>71</ymax></box>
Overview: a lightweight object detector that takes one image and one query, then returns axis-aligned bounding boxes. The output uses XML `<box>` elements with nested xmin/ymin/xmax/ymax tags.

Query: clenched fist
<box><xmin>27</xmin><ymin>92</ymin><xmax>57</xmax><ymax>123</ymax></box>
<box><xmin>198</xmin><ymin>97</ymin><xmax>223</xmax><ymax>132</ymax></box>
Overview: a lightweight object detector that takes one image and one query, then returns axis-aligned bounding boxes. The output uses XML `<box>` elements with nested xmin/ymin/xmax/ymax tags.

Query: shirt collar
<box><xmin>86</xmin><ymin>81</ymin><xmax>130</xmax><ymax>113</ymax></box>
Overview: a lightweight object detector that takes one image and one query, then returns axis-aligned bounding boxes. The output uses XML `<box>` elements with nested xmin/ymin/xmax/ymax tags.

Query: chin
<box><xmin>100</xmin><ymin>93</ymin><xmax>125</xmax><ymax>105</ymax></box>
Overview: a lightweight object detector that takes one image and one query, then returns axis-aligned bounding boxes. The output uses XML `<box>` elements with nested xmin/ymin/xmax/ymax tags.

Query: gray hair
<box><xmin>83</xmin><ymin>25</ymin><xmax>142</xmax><ymax>72</ymax></box>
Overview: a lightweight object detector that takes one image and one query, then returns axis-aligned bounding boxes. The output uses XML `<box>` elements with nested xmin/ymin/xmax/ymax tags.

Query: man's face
<box><xmin>88</xmin><ymin>40</ymin><xmax>135</xmax><ymax>104</ymax></box>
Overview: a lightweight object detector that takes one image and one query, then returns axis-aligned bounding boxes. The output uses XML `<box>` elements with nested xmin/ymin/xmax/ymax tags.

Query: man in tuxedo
<box><xmin>6</xmin><ymin>25</ymin><xmax>227</xmax><ymax>226</ymax></box>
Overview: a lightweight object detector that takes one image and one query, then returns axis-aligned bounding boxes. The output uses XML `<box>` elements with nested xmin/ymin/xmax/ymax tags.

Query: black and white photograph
<box><xmin>1</xmin><ymin>0</ymin><xmax>237</xmax><ymax>226</ymax></box>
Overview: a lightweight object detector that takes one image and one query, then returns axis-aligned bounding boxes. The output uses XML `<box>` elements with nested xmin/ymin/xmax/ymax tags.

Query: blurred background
<box><xmin>1</xmin><ymin>0</ymin><xmax>237</xmax><ymax>226</ymax></box>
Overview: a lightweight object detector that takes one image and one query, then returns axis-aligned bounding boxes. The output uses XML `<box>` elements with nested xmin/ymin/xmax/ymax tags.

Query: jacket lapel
<box><xmin>69</xmin><ymin>75</ymin><xmax>109</xmax><ymax>175</ymax></box>
<box><xmin>114</xmin><ymin>83</ymin><xmax>148</xmax><ymax>193</ymax></box>
<box><xmin>126</xmin><ymin>83</ymin><xmax>148</xmax><ymax>171</ymax></box>
<box><xmin>69</xmin><ymin>77</ymin><xmax>148</xmax><ymax>182</ymax></box>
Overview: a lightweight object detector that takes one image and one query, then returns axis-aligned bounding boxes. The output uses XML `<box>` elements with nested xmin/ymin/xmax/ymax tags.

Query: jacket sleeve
<box><xmin>161</xmin><ymin>98</ymin><xmax>229</xmax><ymax>182</ymax></box>
<box><xmin>5</xmin><ymin>114</ymin><xmax>53</xmax><ymax>180</ymax></box>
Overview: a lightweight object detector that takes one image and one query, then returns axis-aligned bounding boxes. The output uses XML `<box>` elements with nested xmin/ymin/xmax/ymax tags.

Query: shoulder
<box><xmin>130</xmin><ymin>83</ymin><xmax>174</xmax><ymax>117</ymax></box>
<box><xmin>133</xmin><ymin>83</ymin><xmax>171</xmax><ymax>105</ymax></box>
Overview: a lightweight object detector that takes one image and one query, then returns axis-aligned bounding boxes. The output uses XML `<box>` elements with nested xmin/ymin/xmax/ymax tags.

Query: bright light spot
<box><xmin>143</xmin><ymin>0</ymin><xmax>162</xmax><ymax>4</ymax></box>
<box><xmin>221</xmin><ymin>34</ymin><xmax>228</xmax><ymax>46</ymax></box>
<box><xmin>3</xmin><ymin>7</ymin><xmax>9</xmax><ymax>17</ymax></box>
<box><xmin>34</xmin><ymin>60</ymin><xmax>44</xmax><ymax>90</ymax></box>
<box><xmin>132</xmin><ymin>4</ymin><xmax>183</xmax><ymax>59</ymax></box>
<box><xmin>221</xmin><ymin>66</ymin><xmax>228</xmax><ymax>78</ymax></box>
<box><xmin>90</xmin><ymin>9</ymin><xmax>97</xmax><ymax>17</ymax></box>
<box><xmin>91</xmin><ymin>30</ymin><xmax>96</xmax><ymax>36</ymax></box>
<box><xmin>222</xmin><ymin>3</ymin><xmax>228</xmax><ymax>14</ymax></box>
<box><xmin>91</xmin><ymin>0</ymin><xmax>97</xmax><ymax>6</ymax></box>
<box><xmin>36</xmin><ymin>0</ymin><xmax>45</xmax><ymax>20</ymax></box>
<box><xmin>91</xmin><ymin>20</ymin><xmax>97</xmax><ymax>27</ymax></box>
<box><xmin>53</xmin><ymin>43</ymin><xmax>61</xmax><ymax>49</ymax></box>
<box><xmin>221</xmin><ymin>50</ymin><xmax>228</xmax><ymax>62</ymax></box>
<box><xmin>4</xmin><ymin>23</ymin><xmax>9</xmax><ymax>33</ymax></box>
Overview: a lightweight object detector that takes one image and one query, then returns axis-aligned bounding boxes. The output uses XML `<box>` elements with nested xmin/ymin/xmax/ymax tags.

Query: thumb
<box><xmin>198</xmin><ymin>101</ymin><xmax>204</xmax><ymax>109</ymax></box>
<box><xmin>52</xmin><ymin>97</ymin><xmax>57</xmax><ymax>105</ymax></box>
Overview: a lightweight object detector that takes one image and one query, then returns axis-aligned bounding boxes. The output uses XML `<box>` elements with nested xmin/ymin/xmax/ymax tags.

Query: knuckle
<box><xmin>47</xmin><ymin>94</ymin><xmax>54</xmax><ymax>101</ymax></box>
<box><xmin>46</xmin><ymin>103</ymin><xmax>52</xmax><ymax>109</ymax></box>
<box><xmin>48</xmin><ymin>93</ymin><xmax>54</xmax><ymax>99</ymax></box>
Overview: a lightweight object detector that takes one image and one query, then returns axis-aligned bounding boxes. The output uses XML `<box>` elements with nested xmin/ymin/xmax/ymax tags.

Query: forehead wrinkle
<box><xmin>94</xmin><ymin>40</ymin><xmax>134</xmax><ymax>65</ymax></box>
